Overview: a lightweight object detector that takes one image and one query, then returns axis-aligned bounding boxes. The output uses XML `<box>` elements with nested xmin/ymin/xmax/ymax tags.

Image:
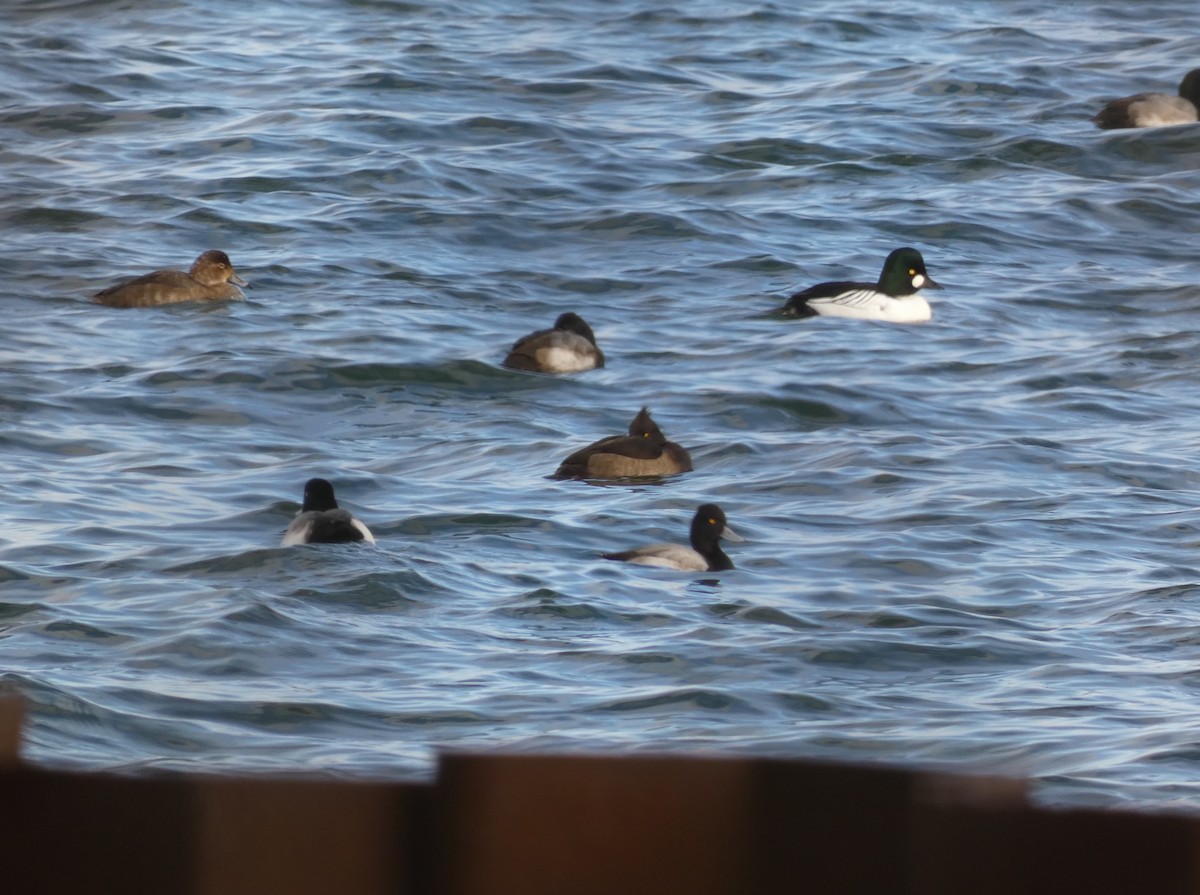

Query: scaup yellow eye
<box><xmin>708</xmin><ymin>518</ymin><xmax>717</xmax><ymax>525</ymax></box>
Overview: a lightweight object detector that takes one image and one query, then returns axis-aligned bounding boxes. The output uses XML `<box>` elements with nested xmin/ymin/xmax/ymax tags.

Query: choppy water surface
<box><xmin>4</xmin><ymin>0</ymin><xmax>1200</xmax><ymax>811</ymax></box>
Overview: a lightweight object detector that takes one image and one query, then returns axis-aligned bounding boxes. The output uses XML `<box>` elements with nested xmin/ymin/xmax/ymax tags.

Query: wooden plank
<box><xmin>0</xmin><ymin>768</ymin><xmax>195</xmax><ymax>895</ymax></box>
<box><xmin>0</xmin><ymin>694</ymin><xmax>21</xmax><ymax>765</ymax></box>
<box><xmin>746</xmin><ymin>758</ymin><xmax>1026</xmax><ymax>894</ymax></box>
<box><xmin>433</xmin><ymin>752</ymin><xmax>756</xmax><ymax>895</ymax></box>
<box><xmin>194</xmin><ymin>777</ymin><xmax>430</xmax><ymax>895</ymax></box>
<box><xmin>912</xmin><ymin>801</ymin><xmax>1200</xmax><ymax>895</ymax></box>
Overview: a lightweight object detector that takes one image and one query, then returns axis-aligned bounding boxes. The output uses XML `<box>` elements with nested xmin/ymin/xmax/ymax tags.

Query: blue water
<box><xmin>4</xmin><ymin>0</ymin><xmax>1200</xmax><ymax>811</ymax></box>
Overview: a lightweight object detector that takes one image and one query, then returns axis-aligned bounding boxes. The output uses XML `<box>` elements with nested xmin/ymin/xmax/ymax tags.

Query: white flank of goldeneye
<box><xmin>1094</xmin><ymin>69</ymin><xmax>1200</xmax><ymax>130</ymax></box>
<box><xmin>781</xmin><ymin>247</ymin><xmax>941</xmax><ymax>323</ymax></box>
<box><xmin>282</xmin><ymin>477</ymin><xmax>375</xmax><ymax>546</ymax></box>
<box><xmin>601</xmin><ymin>503</ymin><xmax>742</xmax><ymax>572</ymax></box>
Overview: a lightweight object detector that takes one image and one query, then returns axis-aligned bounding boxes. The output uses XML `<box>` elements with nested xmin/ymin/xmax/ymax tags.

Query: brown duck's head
<box><xmin>190</xmin><ymin>250</ymin><xmax>248</xmax><ymax>288</ymax></box>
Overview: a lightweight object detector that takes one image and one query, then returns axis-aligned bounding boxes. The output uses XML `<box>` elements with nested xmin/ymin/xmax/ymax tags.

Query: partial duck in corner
<box><xmin>780</xmin><ymin>247</ymin><xmax>941</xmax><ymax>323</ymax></box>
<box><xmin>602</xmin><ymin>503</ymin><xmax>742</xmax><ymax>572</ymax></box>
<box><xmin>93</xmin><ymin>249</ymin><xmax>248</xmax><ymax>308</ymax></box>
<box><xmin>1094</xmin><ymin>69</ymin><xmax>1200</xmax><ymax>130</ymax></box>
<box><xmin>282</xmin><ymin>478</ymin><xmax>375</xmax><ymax>546</ymax></box>
<box><xmin>553</xmin><ymin>407</ymin><xmax>693</xmax><ymax>479</ymax></box>
<box><xmin>502</xmin><ymin>312</ymin><xmax>604</xmax><ymax>373</ymax></box>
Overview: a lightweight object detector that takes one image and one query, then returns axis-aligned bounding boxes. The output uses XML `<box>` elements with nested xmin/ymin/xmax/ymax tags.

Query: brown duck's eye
<box><xmin>708</xmin><ymin>518</ymin><xmax>717</xmax><ymax>525</ymax></box>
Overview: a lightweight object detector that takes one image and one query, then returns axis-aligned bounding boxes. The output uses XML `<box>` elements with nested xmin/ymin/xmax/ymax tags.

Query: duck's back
<box><xmin>93</xmin><ymin>269</ymin><xmax>240</xmax><ymax>308</ymax></box>
<box><xmin>557</xmin><ymin>438</ymin><xmax>691</xmax><ymax>478</ymax></box>
<box><xmin>282</xmin><ymin>509</ymin><xmax>373</xmax><ymax>546</ymax></box>
<box><xmin>504</xmin><ymin>329</ymin><xmax>602</xmax><ymax>373</ymax></box>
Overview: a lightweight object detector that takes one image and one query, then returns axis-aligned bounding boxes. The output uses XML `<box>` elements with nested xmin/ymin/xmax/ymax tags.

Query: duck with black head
<box><xmin>780</xmin><ymin>247</ymin><xmax>941</xmax><ymax>323</ymax></box>
<box><xmin>282</xmin><ymin>478</ymin><xmax>375</xmax><ymax>546</ymax></box>
<box><xmin>602</xmin><ymin>504</ymin><xmax>742</xmax><ymax>572</ymax></box>
<box><xmin>553</xmin><ymin>407</ymin><xmax>692</xmax><ymax>479</ymax></box>
<box><xmin>1094</xmin><ymin>69</ymin><xmax>1200</xmax><ymax>129</ymax></box>
<box><xmin>502</xmin><ymin>312</ymin><xmax>604</xmax><ymax>373</ymax></box>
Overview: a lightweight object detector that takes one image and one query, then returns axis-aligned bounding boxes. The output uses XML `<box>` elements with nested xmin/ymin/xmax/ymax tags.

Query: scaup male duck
<box><xmin>601</xmin><ymin>503</ymin><xmax>741</xmax><ymax>572</ymax></box>
<box><xmin>502</xmin><ymin>312</ymin><xmax>604</xmax><ymax>373</ymax></box>
<box><xmin>93</xmin><ymin>249</ymin><xmax>248</xmax><ymax>308</ymax></box>
<box><xmin>554</xmin><ymin>407</ymin><xmax>693</xmax><ymax>479</ymax></box>
<box><xmin>1094</xmin><ymin>69</ymin><xmax>1200</xmax><ymax>129</ymax></box>
<box><xmin>281</xmin><ymin>478</ymin><xmax>375</xmax><ymax>546</ymax></box>
<box><xmin>780</xmin><ymin>247</ymin><xmax>941</xmax><ymax>323</ymax></box>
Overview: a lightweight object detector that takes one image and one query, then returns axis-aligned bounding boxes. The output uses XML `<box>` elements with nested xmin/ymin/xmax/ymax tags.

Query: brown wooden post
<box><xmin>433</xmin><ymin>752</ymin><xmax>756</xmax><ymax>895</ymax></box>
<box><xmin>0</xmin><ymin>694</ymin><xmax>22</xmax><ymax>766</ymax></box>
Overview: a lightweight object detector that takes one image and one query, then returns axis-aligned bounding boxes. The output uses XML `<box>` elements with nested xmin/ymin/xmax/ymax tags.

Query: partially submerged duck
<box><xmin>93</xmin><ymin>249</ymin><xmax>248</xmax><ymax>308</ymax></box>
<box><xmin>554</xmin><ymin>407</ymin><xmax>692</xmax><ymax>479</ymax></box>
<box><xmin>1094</xmin><ymin>69</ymin><xmax>1200</xmax><ymax>130</ymax></box>
<box><xmin>281</xmin><ymin>478</ymin><xmax>375</xmax><ymax>546</ymax></box>
<box><xmin>502</xmin><ymin>312</ymin><xmax>604</xmax><ymax>373</ymax></box>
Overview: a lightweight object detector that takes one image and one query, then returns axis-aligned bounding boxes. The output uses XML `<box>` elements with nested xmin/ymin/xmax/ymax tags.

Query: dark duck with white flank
<box><xmin>502</xmin><ymin>312</ymin><xmax>605</xmax><ymax>373</ymax></box>
<box><xmin>282</xmin><ymin>478</ymin><xmax>375</xmax><ymax>546</ymax></box>
<box><xmin>1094</xmin><ymin>69</ymin><xmax>1200</xmax><ymax>130</ymax></box>
<box><xmin>781</xmin><ymin>247</ymin><xmax>941</xmax><ymax>323</ymax></box>
<box><xmin>602</xmin><ymin>504</ymin><xmax>742</xmax><ymax>572</ymax></box>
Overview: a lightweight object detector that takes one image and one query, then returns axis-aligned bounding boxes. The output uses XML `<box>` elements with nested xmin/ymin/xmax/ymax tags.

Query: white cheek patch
<box><xmin>911</xmin><ymin>273</ymin><xmax>926</xmax><ymax>289</ymax></box>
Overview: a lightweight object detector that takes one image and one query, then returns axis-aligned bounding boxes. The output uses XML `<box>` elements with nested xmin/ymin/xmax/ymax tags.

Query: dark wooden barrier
<box><xmin>432</xmin><ymin>751</ymin><xmax>1025</xmax><ymax>895</ymax></box>
<box><xmin>2</xmin><ymin>695</ymin><xmax>1199</xmax><ymax>894</ymax></box>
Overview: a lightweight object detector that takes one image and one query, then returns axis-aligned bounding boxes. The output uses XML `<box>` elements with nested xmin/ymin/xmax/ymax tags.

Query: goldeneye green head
<box><xmin>879</xmin><ymin>247</ymin><xmax>942</xmax><ymax>296</ymax></box>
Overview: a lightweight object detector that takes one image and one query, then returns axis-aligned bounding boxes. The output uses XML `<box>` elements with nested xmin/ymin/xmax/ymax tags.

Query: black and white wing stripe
<box><xmin>784</xmin><ymin>279</ymin><xmax>874</xmax><ymax>316</ymax></box>
<box><xmin>805</xmin><ymin>286</ymin><xmax>885</xmax><ymax>311</ymax></box>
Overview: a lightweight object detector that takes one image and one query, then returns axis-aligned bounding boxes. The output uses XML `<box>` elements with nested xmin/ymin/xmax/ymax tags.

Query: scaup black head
<box><xmin>601</xmin><ymin>502</ymin><xmax>740</xmax><ymax>572</ymax></box>
<box><xmin>1179</xmin><ymin>69</ymin><xmax>1200</xmax><ymax>106</ymax></box>
<box><xmin>300</xmin><ymin>477</ymin><xmax>339</xmax><ymax>512</ymax></box>
<box><xmin>554</xmin><ymin>312</ymin><xmax>598</xmax><ymax>346</ymax></box>
<box><xmin>283</xmin><ymin>477</ymin><xmax>375</xmax><ymax>546</ymax></box>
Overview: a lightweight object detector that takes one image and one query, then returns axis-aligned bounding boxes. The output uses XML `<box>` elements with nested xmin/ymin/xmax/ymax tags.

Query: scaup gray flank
<box><xmin>1094</xmin><ymin>68</ymin><xmax>1200</xmax><ymax>129</ymax></box>
<box><xmin>601</xmin><ymin>503</ymin><xmax>740</xmax><ymax>572</ymax></box>
<box><xmin>554</xmin><ymin>407</ymin><xmax>693</xmax><ymax>479</ymax></box>
<box><xmin>281</xmin><ymin>477</ymin><xmax>375</xmax><ymax>546</ymax></box>
<box><xmin>93</xmin><ymin>249</ymin><xmax>248</xmax><ymax>308</ymax></box>
<box><xmin>502</xmin><ymin>311</ymin><xmax>605</xmax><ymax>373</ymax></box>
